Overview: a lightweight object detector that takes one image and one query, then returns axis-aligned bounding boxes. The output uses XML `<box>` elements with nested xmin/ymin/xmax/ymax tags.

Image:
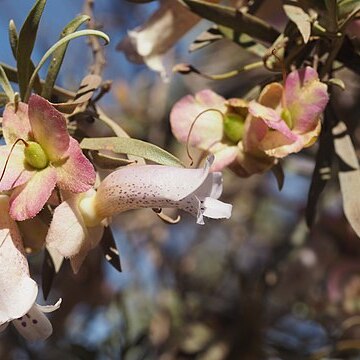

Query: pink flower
<box><xmin>0</xmin><ymin>195</ymin><xmax>60</xmax><ymax>340</ymax></box>
<box><xmin>0</xmin><ymin>95</ymin><xmax>96</xmax><ymax>221</ymax></box>
<box><xmin>46</xmin><ymin>157</ymin><xmax>232</xmax><ymax>272</ymax></box>
<box><xmin>246</xmin><ymin>66</ymin><xmax>329</xmax><ymax>158</ymax></box>
<box><xmin>170</xmin><ymin>89</ymin><xmax>275</xmax><ymax>176</ymax></box>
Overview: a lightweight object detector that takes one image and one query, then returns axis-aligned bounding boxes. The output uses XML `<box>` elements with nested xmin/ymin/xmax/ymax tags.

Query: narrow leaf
<box><xmin>180</xmin><ymin>0</ymin><xmax>279</xmax><ymax>43</ymax></box>
<box><xmin>80</xmin><ymin>137</ymin><xmax>185</xmax><ymax>167</ymax></box>
<box><xmin>50</xmin><ymin>74</ymin><xmax>102</xmax><ymax>113</ymax></box>
<box><xmin>24</xmin><ymin>29</ymin><xmax>110</xmax><ymax>102</ymax></box>
<box><xmin>8</xmin><ymin>20</ymin><xmax>18</xmax><ymax>59</ymax></box>
<box><xmin>271</xmin><ymin>162</ymin><xmax>285</xmax><ymax>191</ymax></box>
<box><xmin>306</xmin><ymin>127</ymin><xmax>334</xmax><ymax>227</ymax></box>
<box><xmin>333</xmin><ymin>121</ymin><xmax>360</xmax><ymax>237</ymax></box>
<box><xmin>0</xmin><ymin>64</ymin><xmax>15</xmax><ymax>101</ymax></box>
<box><xmin>8</xmin><ymin>20</ymin><xmax>42</xmax><ymax>95</ymax></box>
<box><xmin>42</xmin><ymin>247</ymin><xmax>64</xmax><ymax>300</ymax></box>
<box><xmin>101</xmin><ymin>227</ymin><xmax>122</xmax><ymax>272</ymax></box>
<box><xmin>0</xmin><ymin>92</ymin><xmax>8</xmax><ymax>106</ymax></box>
<box><xmin>189</xmin><ymin>25</ymin><xmax>223</xmax><ymax>52</ymax></box>
<box><xmin>42</xmin><ymin>15</ymin><xmax>90</xmax><ymax>99</ymax></box>
<box><xmin>328</xmin><ymin>78</ymin><xmax>346</xmax><ymax>90</ymax></box>
<box><xmin>218</xmin><ymin>26</ymin><xmax>267</xmax><ymax>58</ymax></box>
<box><xmin>16</xmin><ymin>0</ymin><xmax>47</xmax><ymax>100</ymax></box>
<box><xmin>283</xmin><ymin>4</ymin><xmax>311</xmax><ymax>44</ymax></box>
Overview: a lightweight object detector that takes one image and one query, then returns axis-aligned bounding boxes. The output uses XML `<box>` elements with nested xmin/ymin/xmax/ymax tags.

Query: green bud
<box><xmin>223</xmin><ymin>113</ymin><xmax>245</xmax><ymax>143</ymax></box>
<box><xmin>24</xmin><ymin>141</ymin><xmax>49</xmax><ymax>169</ymax></box>
<box><xmin>281</xmin><ymin>108</ymin><xmax>293</xmax><ymax>129</ymax></box>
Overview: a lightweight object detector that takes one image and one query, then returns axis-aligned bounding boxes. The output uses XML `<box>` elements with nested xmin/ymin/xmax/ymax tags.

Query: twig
<box><xmin>83</xmin><ymin>0</ymin><xmax>106</xmax><ymax>75</ymax></box>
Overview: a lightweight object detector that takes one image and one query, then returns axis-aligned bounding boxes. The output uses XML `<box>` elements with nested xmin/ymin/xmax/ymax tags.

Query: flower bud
<box><xmin>24</xmin><ymin>141</ymin><xmax>48</xmax><ymax>169</ymax></box>
<box><xmin>280</xmin><ymin>108</ymin><xmax>293</xmax><ymax>129</ymax></box>
<box><xmin>223</xmin><ymin>113</ymin><xmax>245</xmax><ymax>143</ymax></box>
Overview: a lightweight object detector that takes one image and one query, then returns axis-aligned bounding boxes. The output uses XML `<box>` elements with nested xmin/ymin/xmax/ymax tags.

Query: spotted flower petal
<box><xmin>170</xmin><ymin>90</ymin><xmax>226</xmax><ymax>150</ymax></box>
<box><xmin>28</xmin><ymin>95</ymin><xmax>70</xmax><ymax>161</ymax></box>
<box><xmin>95</xmin><ymin>157</ymin><xmax>232</xmax><ymax>224</ymax></box>
<box><xmin>0</xmin><ymin>195</ymin><xmax>38</xmax><ymax>326</ymax></box>
<box><xmin>9</xmin><ymin>167</ymin><xmax>57</xmax><ymax>221</ymax></box>
<box><xmin>12</xmin><ymin>299</ymin><xmax>61</xmax><ymax>341</ymax></box>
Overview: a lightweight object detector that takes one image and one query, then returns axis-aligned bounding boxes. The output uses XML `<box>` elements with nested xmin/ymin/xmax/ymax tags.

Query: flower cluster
<box><xmin>0</xmin><ymin>95</ymin><xmax>232</xmax><ymax>340</ymax></box>
<box><xmin>170</xmin><ymin>67</ymin><xmax>329</xmax><ymax>177</ymax></box>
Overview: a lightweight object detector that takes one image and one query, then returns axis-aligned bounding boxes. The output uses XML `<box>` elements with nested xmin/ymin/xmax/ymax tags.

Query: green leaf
<box><xmin>338</xmin><ymin>0</ymin><xmax>360</xmax><ymax>18</ymax></box>
<box><xmin>218</xmin><ymin>26</ymin><xmax>267</xmax><ymax>58</ymax></box>
<box><xmin>41</xmin><ymin>15</ymin><xmax>90</xmax><ymax>99</ymax></box>
<box><xmin>0</xmin><ymin>92</ymin><xmax>8</xmax><ymax>107</ymax></box>
<box><xmin>0</xmin><ymin>64</ymin><xmax>15</xmax><ymax>101</ymax></box>
<box><xmin>80</xmin><ymin>137</ymin><xmax>185</xmax><ymax>168</ymax></box>
<box><xmin>16</xmin><ymin>0</ymin><xmax>47</xmax><ymax>100</ymax></box>
<box><xmin>24</xmin><ymin>29</ymin><xmax>110</xmax><ymax>102</ymax></box>
<box><xmin>306</xmin><ymin>127</ymin><xmax>333</xmax><ymax>227</ymax></box>
<box><xmin>8</xmin><ymin>20</ymin><xmax>18</xmax><ymax>59</ymax></box>
<box><xmin>328</xmin><ymin>77</ymin><xmax>346</xmax><ymax>90</ymax></box>
<box><xmin>180</xmin><ymin>0</ymin><xmax>279</xmax><ymax>43</ymax></box>
<box><xmin>8</xmin><ymin>20</ymin><xmax>42</xmax><ymax>96</ymax></box>
<box><xmin>333</xmin><ymin>121</ymin><xmax>360</xmax><ymax>238</ymax></box>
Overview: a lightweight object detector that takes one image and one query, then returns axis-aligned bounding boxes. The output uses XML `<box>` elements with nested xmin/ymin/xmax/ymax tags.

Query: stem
<box><xmin>175</xmin><ymin>61</ymin><xmax>264</xmax><ymax>80</ymax></box>
<box><xmin>0</xmin><ymin>138</ymin><xmax>28</xmax><ymax>183</ymax></box>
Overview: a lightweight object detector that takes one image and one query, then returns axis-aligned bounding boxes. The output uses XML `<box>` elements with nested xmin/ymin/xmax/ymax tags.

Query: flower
<box><xmin>0</xmin><ymin>195</ymin><xmax>60</xmax><ymax>340</ymax></box>
<box><xmin>46</xmin><ymin>157</ymin><xmax>232</xmax><ymax>272</ymax></box>
<box><xmin>117</xmin><ymin>0</ymin><xmax>200</xmax><ymax>79</ymax></box>
<box><xmin>246</xmin><ymin>66</ymin><xmax>329</xmax><ymax>158</ymax></box>
<box><xmin>170</xmin><ymin>89</ymin><xmax>275</xmax><ymax>176</ymax></box>
<box><xmin>0</xmin><ymin>94</ymin><xmax>96</xmax><ymax>221</ymax></box>
<box><xmin>94</xmin><ymin>156</ymin><xmax>232</xmax><ymax>224</ymax></box>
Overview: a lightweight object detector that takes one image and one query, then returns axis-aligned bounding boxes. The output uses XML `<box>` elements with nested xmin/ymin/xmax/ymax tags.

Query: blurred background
<box><xmin>1</xmin><ymin>0</ymin><xmax>360</xmax><ymax>359</ymax></box>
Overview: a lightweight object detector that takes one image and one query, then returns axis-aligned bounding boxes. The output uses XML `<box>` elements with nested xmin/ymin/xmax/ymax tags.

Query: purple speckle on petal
<box><xmin>32</xmin><ymin>319</ymin><xmax>38</xmax><ymax>324</ymax></box>
<box><xmin>21</xmin><ymin>321</ymin><xmax>27</xmax><ymax>327</ymax></box>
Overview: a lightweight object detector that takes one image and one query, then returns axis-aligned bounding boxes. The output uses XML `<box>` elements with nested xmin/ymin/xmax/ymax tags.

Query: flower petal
<box><xmin>28</xmin><ymin>95</ymin><xmax>69</xmax><ymax>161</ymax></box>
<box><xmin>55</xmin><ymin>137</ymin><xmax>96</xmax><ymax>192</ymax></box>
<box><xmin>170</xmin><ymin>90</ymin><xmax>226</xmax><ymax>149</ymax></box>
<box><xmin>12</xmin><ymin>301</ymin><xmax>60</xmax><ymax>341</ymax></box>
<box><xmin>231</xmin><ymin>142</ymin><xmax>275</xmax><ymax>177</ymax></box>
<box><xmin>258</xmin><ymin>82</ymin><xmax>283</xmax><ymax>109</ymax></box>
<box><xmin>117</xmin><ymin>0</ymin><xmax>199</xmax><ymax>78</ymax></box>
<box><xmin>248</xmin><ymin>101</ymin><xmax>297</xmax><ymax>141</ymax></box>
<box><xmin>177</xmin><ymin>172</ymin><xmax>232</xmax><ymax>224</ymax></box>
<box><xmin>46</xmin><ymin>194</ymin><xmax>87</xmax><ymax>258</ymax></box>
<box><xmin>285</xmin><ymin>67</ymin><xmax>329</xmax><ymax>133</ymax></box>
<box><xmin>0</xmin><ymin>145</ymin><xmax>34</xmax><ymax>191</ymax></box>
<box><xmin>2</xmin><ymin>102</ymin><xmax>32</xmax><ymax>144</ymax></box>
<box><xmin>70</xmin><ymin>225</ymin><xmax>104</xmax><ymax>274</ymax></box>
<box><xmin>0</xmin><ymin>195</ymin><xmax>38</xmax><ymax>325</ymax></box>
<box><xmin>9</xmin><ymin>167</ymin><xmax>57</xmax><ymax>221</ymax></box>
<box><xmin>95</xmin><ymin>157</ymin><xmax>213</xmax><ymax>219</ymax></box>
<box><xmin>209</xmin><ymin>144</ymin><xmax>238</xmax><ymax>172</ymax></box>
<box><xmin>264</xmin><ymin>120</ymin><xmax>321</xmax><ymax>158</ymax></box>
